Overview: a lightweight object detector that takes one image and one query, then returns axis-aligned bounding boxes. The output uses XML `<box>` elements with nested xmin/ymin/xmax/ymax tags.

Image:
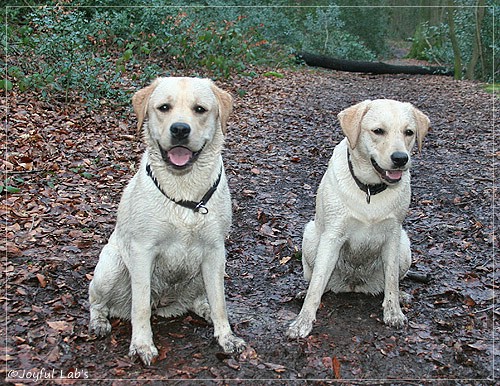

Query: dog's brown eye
<box><xmin>373</xmin><ymin>128</ymin><xmax>385</xmax><ymax>135</ymax></box>
<box><xmin>405</xmin><ymin>129</ymin><xmax>415</xmax><ymax>136</ymax></box>
<box><xmin>194</xmin><ymin>105</ymin><xmax>207</xmax><ymax>114</ymax></box>
<box><xmin>158</xmin><ymin>104</ymin><xmax>171</xmax><ymax>112</ymax></box>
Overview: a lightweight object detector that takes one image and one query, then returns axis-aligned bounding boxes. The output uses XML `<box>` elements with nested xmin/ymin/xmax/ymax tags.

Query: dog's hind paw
<box><xmin>89</xmin><ymin>317</ymin><xmax>112</xmax><ymax>337</ymax></box>
<box><xmin>294</xmin><ymin>290</ymin><xmax>308</xmax><ymax>301</ymax></box>
<box><xmin>218</xmin><ymin>334</ymin><xmax>246</xmax><ymax>354</ymax></box>
<box><xmin>190</xmin><ymin>297</ymin><xmax>212</xmax><ymax>323</ymax></box>
<box><xmin>129</xmin><ymin>341</ymin><xmax>158</xmax><ymax>366</ymax></box>
<box><xmin>287</xmin><ymin>314</ymin><xmax>314</xmax><ymax>339</ymax></box>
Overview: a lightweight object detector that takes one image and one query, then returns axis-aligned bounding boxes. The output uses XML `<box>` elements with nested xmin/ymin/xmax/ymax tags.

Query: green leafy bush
<box><xmin>408</xmin><ymin>2</ymin><xmax>497</xmax><ymax>82</ymax></box>
<box><xmin>336</xmin><ymin>1</ymin><xmax>389</xmax><ymax>57</ymax></box>
<box><xmin>7</xmin><ymin>6</ymin><xmax>127</xmax><ymax>105</ymax></box>
<box><xmin>408</xmin><ymin>22</ymin><xmax>452</xmax><ymax>64</ymax></box>
<box><xmin>5</xmin><ymin>4</ymin><xmax>277</xmax><ymax>105</ymax></box>
<box><xmin>300</xmin><ymin>7</ymin><xmax>376</xmax><ymax>61</ymax></box>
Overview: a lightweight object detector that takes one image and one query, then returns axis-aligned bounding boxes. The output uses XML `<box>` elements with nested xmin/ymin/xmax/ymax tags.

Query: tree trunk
<box><xmin>465</xmin><ymin>0</ymin><xmax>486</xmax><ymax>80</ymax></box>
<box><xmin>447</xmin><ymin>1</ymin><xmax>462</xmax><ymax>80</ymax></box>
<box><xmin>298</xmin><ymin>52</ymin><xmax>453</xmax><ymax>76</ymax></box>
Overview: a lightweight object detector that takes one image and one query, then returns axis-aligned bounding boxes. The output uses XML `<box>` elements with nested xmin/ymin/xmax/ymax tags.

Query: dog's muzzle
<box><xmin>371</xmin><ymin>152</ymin><xmax>409</xmax><ymax>184</ymax></box>
<box><xmin>159</xmin><ymin>142</ymin><xmax>206</xmax><ymax>170</ymax></box>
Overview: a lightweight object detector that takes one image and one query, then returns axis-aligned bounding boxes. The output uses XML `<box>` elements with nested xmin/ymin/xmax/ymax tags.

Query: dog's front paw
<box><xmin>287</xmin><ymin>313</ymin><xmax>314</xmax><ymax>339</ymax></box>
<box><xmin>382</xmin><ymin>301</ymin><xmax>407</xmax><ymax>328</ymax></box>
<box><xmin>89</xmin><ymin>316</ymin><xmax>111</xmax><ymax>337</ymax></box>
<box><xmin>218</xmin><ymin>334</ymin><xmax>246</xmax><ymax>354</ymax></box>
<box><xmin>129</xmin><ymin>340</ymin><xmax>158</xmax><ymax>366</ymax></box>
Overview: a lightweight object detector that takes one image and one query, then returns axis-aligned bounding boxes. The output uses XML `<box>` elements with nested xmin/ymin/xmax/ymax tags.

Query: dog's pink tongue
<box><xmin>386</xmin><ymin>170</ymin><xmax>403</xmax><ymax>180</ymax></box>
<box><xmin>168</xmin><ymin>147</ymin><xmax>192</xmax><ymax>166</ymax></box>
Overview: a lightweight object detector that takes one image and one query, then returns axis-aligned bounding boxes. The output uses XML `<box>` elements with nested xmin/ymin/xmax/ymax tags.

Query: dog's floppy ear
<box><xmin>410</xmin><ymin>105</ymin><xmax>430</xmax><ymax>152</ymax></box>
<box><xmin>132</xmin><ymin>78</ymin><xmax>159</xmax><ymax>133</ymax></box>
<box><xmin>337</xmin><ymin>100</ymin><xmax>371</xmax><ymax>149</ymax></box>
<box><xmin>211</xmin><ymin>83</ymin><xmax>233</xmax><ymax>135</ymax></box>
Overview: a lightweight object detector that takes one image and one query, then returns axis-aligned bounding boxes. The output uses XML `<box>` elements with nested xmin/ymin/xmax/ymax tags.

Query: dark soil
<box><xmin>3</xmin><ymin>68</ymin><xmax>497</xmax><ymax>384</ymax></box>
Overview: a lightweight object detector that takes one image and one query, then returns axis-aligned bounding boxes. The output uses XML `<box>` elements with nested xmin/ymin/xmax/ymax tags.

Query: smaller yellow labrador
<box><xmin>89</xmin><ymin>77</ymin><xmax>245</xmax><ymax>364</ymax></box>
<box><xmin>287</xmin><ymin>99</ymin><xmax>430</xmax><ymax>339</ymax></box>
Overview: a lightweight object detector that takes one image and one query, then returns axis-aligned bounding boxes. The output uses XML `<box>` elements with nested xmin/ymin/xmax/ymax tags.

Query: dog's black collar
<box><xmin>145</xmin><ymin>163</ymin><xmax>222</xmax><ymax>214</ymax></box>
<box><xmin>347</xmin><ymin>148</ymin><xmax>387</xmax><ymax>204</ymax></box>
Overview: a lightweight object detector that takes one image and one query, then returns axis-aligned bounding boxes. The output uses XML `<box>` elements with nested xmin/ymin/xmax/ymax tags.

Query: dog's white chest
<box><xmin>345</xmin><ymin>218</ymin><xmax>389</xmax><ymax>251</ymax></box>
<box><xmin>154</xmin><ymin>239</ymin><xmax>204</xmax><ymax>282</ymax></box>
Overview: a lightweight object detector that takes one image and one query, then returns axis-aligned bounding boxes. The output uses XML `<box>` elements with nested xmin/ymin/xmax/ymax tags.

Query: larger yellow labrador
<box><xmin>287</xmin><ymin>99</ymin><xmax>430</xmax><ymax>339</ymax></box>
<box><xmin>89</xmin><ymin>77</ymin><xmax>246</xmax><ymax>365</ymax></box>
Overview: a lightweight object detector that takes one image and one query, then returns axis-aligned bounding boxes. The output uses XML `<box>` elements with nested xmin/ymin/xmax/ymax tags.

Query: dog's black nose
<box><xmin>391</xmin><ymin>152</ymin><xmax>409</xmax><ymax>167</ymax></box>
<box><xmin>170</xmin><ymin>122</ymin><xmax>191</xmax><ymax>140</ymax></box>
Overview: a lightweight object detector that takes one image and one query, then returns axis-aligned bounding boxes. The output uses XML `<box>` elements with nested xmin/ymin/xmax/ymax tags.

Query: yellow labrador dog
<box><xmin>89</xmin><ymin>77</ymin><xmax>246</xmax><ymax>364</ymax></box>
<box><xmin>287</xmin><ymin>99</ymin><xmax>430</xmax><ymax>339</ymax></box>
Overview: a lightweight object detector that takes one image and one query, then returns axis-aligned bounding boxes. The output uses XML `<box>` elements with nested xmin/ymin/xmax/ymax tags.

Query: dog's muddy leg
<box><xmin>287</xmin><ymin>235</ymin><xmax>344</xmax><ymax>339</ymax></box>
<box><xmin>201</xmin><ymin>254</ymin><xmax>246</xmax><ymax>353</ymax></box>
<box><xmin>127</xmin><ymin>244</ymin><xmax>158</xmax><ymax>365</ymax></box>
<box><xmin>89</xmin><ymin>240</ymin><xmax>123</xmax><ymax>337</ymax></box>
<box><xmin>382</xmin><ymin>229</ymin><xmax>408</xmax><ymax>328</ymax></box>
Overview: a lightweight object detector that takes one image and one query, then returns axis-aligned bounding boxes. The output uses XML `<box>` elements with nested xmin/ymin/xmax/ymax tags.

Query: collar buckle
<box><xmin>194</xmin><ymin>202</ymin><xmax>209</xmax><ymax>214</ymax></box>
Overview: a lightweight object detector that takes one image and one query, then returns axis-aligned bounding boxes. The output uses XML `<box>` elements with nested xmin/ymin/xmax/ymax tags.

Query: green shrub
<box><xmin>5</xmin><ymin>4</ymin><xmax>278</xmax><ymax>106</ymax></box>
<box><xmin>300</xmin><ymin>7</ymin><xmax>376</xmax><ymax>61</ymax></box>
<box><xmin>408</xmin><ymin>2</ymin><xmax>498</xmax><ymax>82</ymax></box>
<box><xmin>408</xmin><ymin>22</ymin><xmax>452</xmax><ymax>64</ymax></box>
<box><xmin>336</xmin><ymin>1</ymin><xmax>389</xmax><ymax>57</ymax></box>
<box><xmin>7</xmin><ymin>6</ymin><xmax>126</xmax><ymax>105</ymax></box>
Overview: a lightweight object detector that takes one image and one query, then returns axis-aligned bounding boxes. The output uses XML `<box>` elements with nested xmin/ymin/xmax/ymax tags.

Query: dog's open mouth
<box><xmin>159</xmin><ymin>143</ymin><xmax>205</xmax><ymax>169</ymax></box>
<box><xmin>371</xmin><ymin>158</ymin><xmax>403</xmax><ymax>184</ymax></box>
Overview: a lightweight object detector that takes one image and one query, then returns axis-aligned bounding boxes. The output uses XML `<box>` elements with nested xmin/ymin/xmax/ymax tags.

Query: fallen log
<box><xmin>298</xmin><ymin>52</ymin><xmax>454</xmax><ymax>76</ymax></box>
